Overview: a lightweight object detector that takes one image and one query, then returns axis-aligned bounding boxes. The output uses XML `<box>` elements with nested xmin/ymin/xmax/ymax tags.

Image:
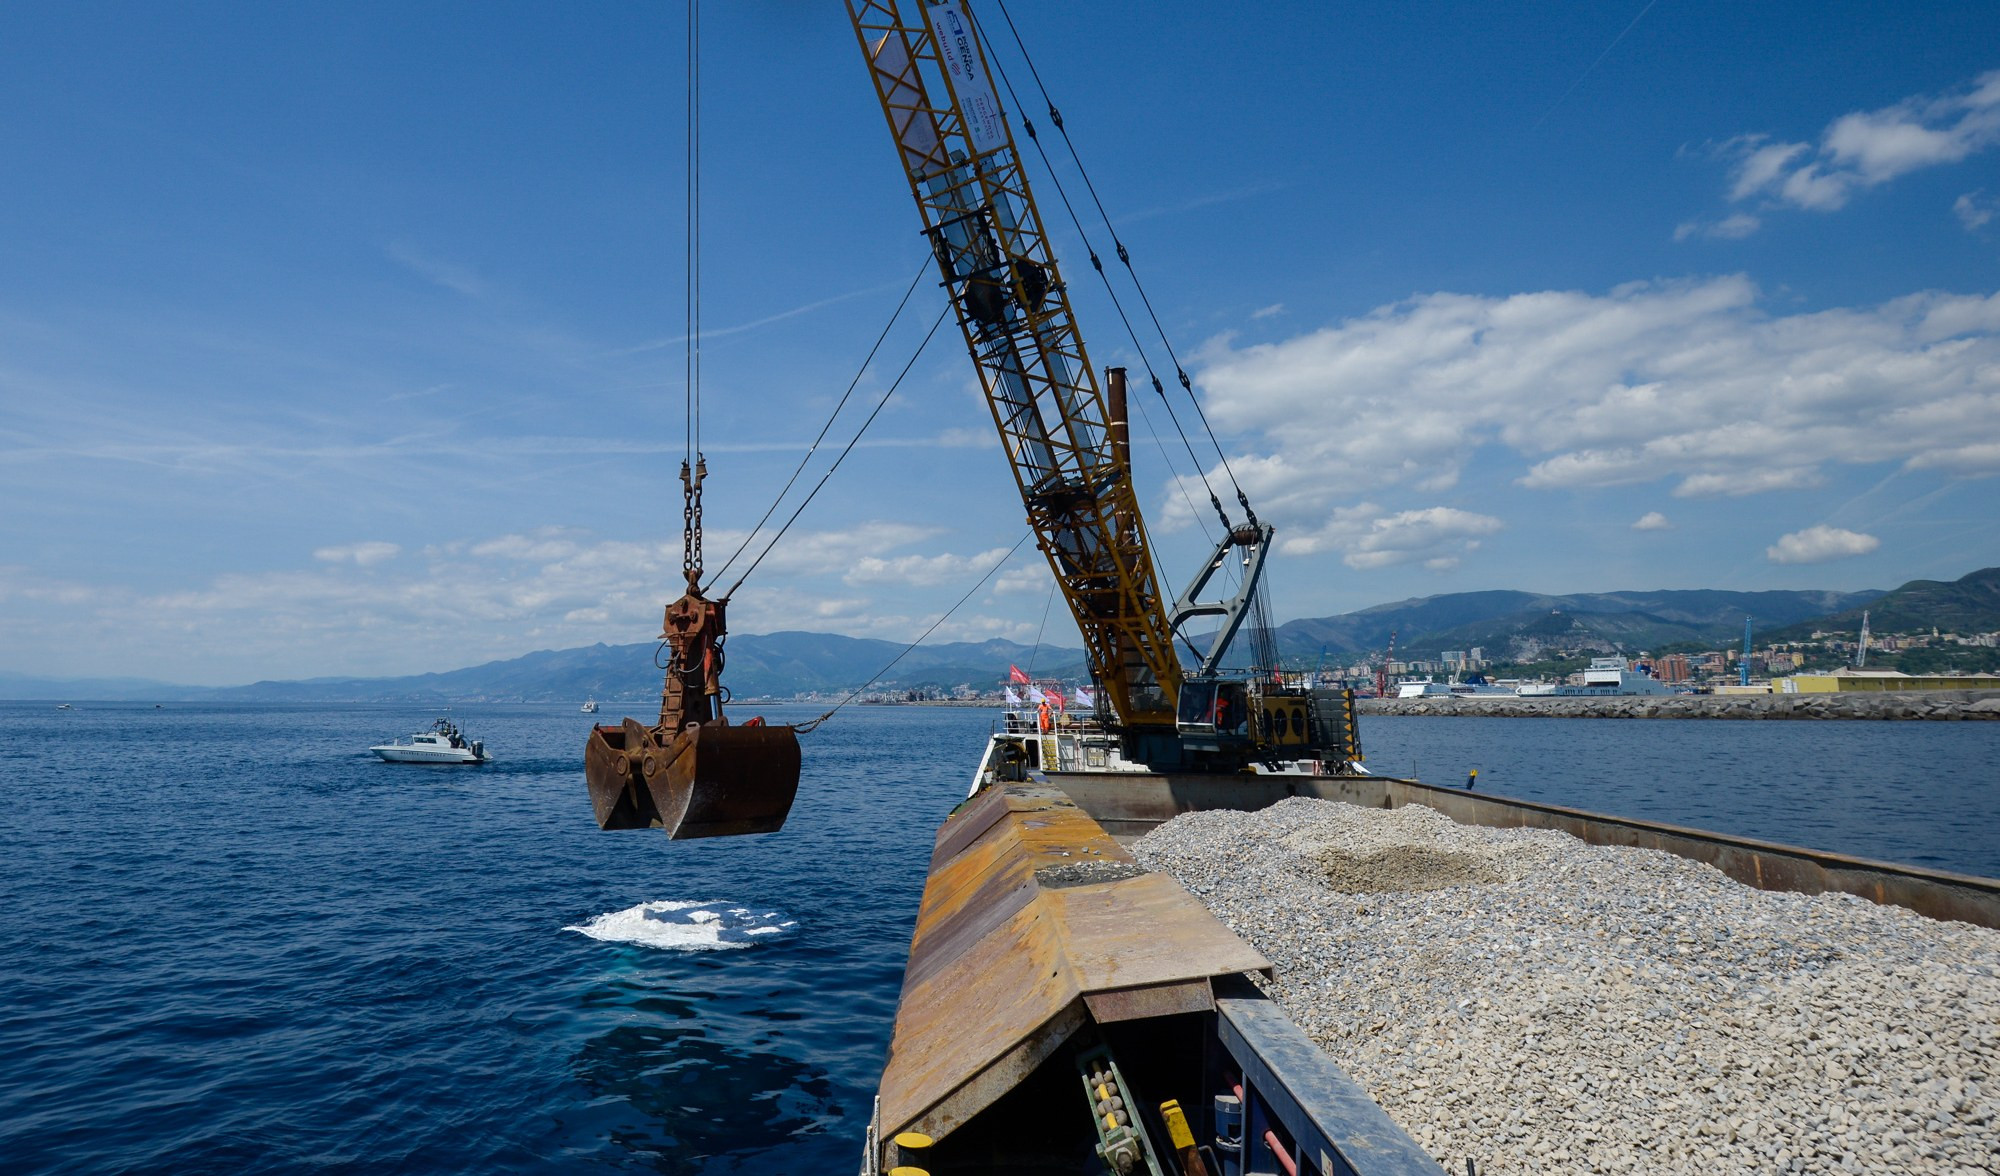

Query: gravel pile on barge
<box><xmin>1133</xmin><ymin>798</ymin><xmax>1999</xmax><ymax>1175</ymax></box>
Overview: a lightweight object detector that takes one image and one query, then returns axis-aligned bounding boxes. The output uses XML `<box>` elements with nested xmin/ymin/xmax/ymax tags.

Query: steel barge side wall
<box><xmin>1045</xmin><ymin>772</ymin><xmax>2000</xmax><ymax>930</ymax></box>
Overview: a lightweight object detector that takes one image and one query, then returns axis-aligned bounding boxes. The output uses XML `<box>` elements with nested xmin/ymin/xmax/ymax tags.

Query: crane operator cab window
<box><xmin>1177</xmin><ymin>678</ymin><xmax>1250</xmax><ymax>741</ymax></box>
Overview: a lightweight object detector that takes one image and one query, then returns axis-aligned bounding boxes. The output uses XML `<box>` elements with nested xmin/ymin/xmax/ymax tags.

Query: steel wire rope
<box><xmin>969</xmin><ymin>5</ymin><xmax>1233</xmax><ymax>536</ymax></box>
<box><xmin>794</xmin><ymin>531</ymin><xmax>1033</xmax><ymax>734</ymax></box>
<box><xmin>1024</xmin><ymin>575</ymin><xmax>1057</xmax><ymax>682</ymax></box>
<box><xmin>713</xmin><ymin>304</ymin><xmax>952</xmax><ymax>600</ymax></box>
<box><xmin>703</xmin><ymin>257</ymin><xmax>932</xmax><ymax>590</ymax></box>
<box><xmin>686</xmin><ymin>0</ymin><xmax>701</xmax><ymax>468</ymax></box>
<box><xmin>989</xmin><ymin>0</ymin><xmax>1258</xmax><ymax>527</ymax></box>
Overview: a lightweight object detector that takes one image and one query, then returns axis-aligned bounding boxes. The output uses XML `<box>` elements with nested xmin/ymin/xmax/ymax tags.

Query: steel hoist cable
<box><xmin>988</xmin><ymin>0</ymin><xmax>1260</xmax><ymax>529</ymax></box>
<box><xmin>713</xmin><ymin>304</ymin><xmax>952</xmax><ymax>601</ymax></box>
<box><xmin>795</xmin><ymin>531</ymin><xmax>1033</xmax><ymax>734</ymax></box>
<box><xmin>683</xmin><ymin>0</ymin><xmax>706</xmax><ymax>582</ymax></box>
<box><xmin>970</xmin><ymin>4</ymin><xmax>1234</xmax><ymax>536</ymax></box>
<box><xmin>704</xmin><ymin>257</ymin><xmax>932</xmax><ymax>590</ymax></box>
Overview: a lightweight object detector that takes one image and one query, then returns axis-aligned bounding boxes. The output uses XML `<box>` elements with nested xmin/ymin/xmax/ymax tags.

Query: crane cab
<box><xmin>1176</xmin><ymin>676</ymin><xmax>1362</xmax><ymax>769</ymax></box>
<box><xmin>1175</xmin><ymin>677</ymin><xmax>1251</xmax><ymax>750</ymax></box>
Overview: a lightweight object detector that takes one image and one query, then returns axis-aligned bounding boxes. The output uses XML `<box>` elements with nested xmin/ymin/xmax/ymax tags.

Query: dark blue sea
<box><xmin>1</xmin><ymin>702</ymin><xmax>1994</xmax><ymax>1173</ymax></box>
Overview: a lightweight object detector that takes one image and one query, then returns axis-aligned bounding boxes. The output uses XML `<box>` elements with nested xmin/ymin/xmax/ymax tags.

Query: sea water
<box><xmin>0</xmin><ymin>701</ymin><xmax>1994</xmax><ymax>1172</ymax></box>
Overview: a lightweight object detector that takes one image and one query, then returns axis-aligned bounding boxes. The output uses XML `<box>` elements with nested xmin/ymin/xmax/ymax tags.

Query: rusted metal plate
<box><xmin>1045</xmin><ymin>872</ymin><xmax>1271</xmax><ymax>989</ymax></box>
<box><xmin>1082</xmin><ymin>978</ymin><xmax>1214</xmax><ymax>1024</ymax></box>
<box><xmin>875</xmin><ymin>783</ymin><xmax>1275</xmax><ymax>1149</ymax></box>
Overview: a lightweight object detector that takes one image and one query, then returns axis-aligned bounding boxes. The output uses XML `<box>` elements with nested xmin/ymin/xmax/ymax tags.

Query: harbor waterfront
<box><xmin>1362</xmin><ymin>689</ymin><xmax>2000</xmax><ymax>720</ymax></box>
<box><xmin>2</xmin><ymin>700</ymin><xmax>1996</xmax><ymax>1171</ymax></box>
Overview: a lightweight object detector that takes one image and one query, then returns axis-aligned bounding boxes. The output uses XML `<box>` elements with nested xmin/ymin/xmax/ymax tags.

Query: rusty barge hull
<box><xmin>866</xmin><ymin>768</ymin><xmax>2000</xmax><ymax>1172</ymax></box>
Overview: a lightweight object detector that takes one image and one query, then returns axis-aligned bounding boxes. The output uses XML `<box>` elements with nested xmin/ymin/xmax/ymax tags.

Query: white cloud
<box><xmin>844</xmin><ymin>546</ymin><xmax>1015</xmax><ymax>587</ymax></box>
<box><xmin>470</xmin><ymin>529</ymin><xmax>583</xmax><ymax>562</ymax></box>
<box><xmin>1721</xmin><ymin>70</ymin><xmax>2000</xmax><ymax>213</ymax></box>
<box><xmin>384</xmin><ymin>242</ymin><xmax>487</xmax><ymax>298</ymax></box>
<box><xmin>1274</xmin><ymin>503</ymin><xmax>1502</xmax><ymax>570</ymax></box>
<box><xmin>1672</xmin><ymin>467</ymin><xmax>1825</xmax><ymax>498</ymax></box>
<box><xmin>313</xmin><ymin>541</ymin><xmax>400</xmax><ymax>566</ymax></box>
<box><xmin>1190</xmin><ymin>278</ymin><xmax>2000</xmax><ymax>529</ymax></box>
<box><xmin>1632</xmin><ymin>511</ymin><xmax>1671</xmax><ymax>531</ymax></box>
<box><xmin>0</xmin><ymin>515</ymin><xmax>1028</xmax><ymax>684</ymax></box>
<box><xmin>1766</xmin><ymin>525</ymin><xmax>1881</xmax><ymax>564</ymax></box>
<box><xmin>1251</xmin><ymin>303</ymin><xmax>1285</xmax><ymax>320</ymax></box>
<box><xmin>1958</xmin><ymin>191</ymin><xmax>1997</xmax><ymax>231</ymax></box>
<box><xmin>1674</xmin><ymin>213</ymin><xmax>1762</xmax><ymax>241</ymax></box>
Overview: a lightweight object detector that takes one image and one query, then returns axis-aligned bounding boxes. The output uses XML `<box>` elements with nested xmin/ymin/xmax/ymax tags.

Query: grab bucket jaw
<box><xmin>585</xmin><ymin>717</ymin><xmax>800</xmax><ymax>839</ymax></box>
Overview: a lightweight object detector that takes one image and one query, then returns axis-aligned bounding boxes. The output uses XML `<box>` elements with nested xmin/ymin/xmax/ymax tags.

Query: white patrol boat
<box><xmin>371</xmin><ymin>717</ymin><xmax>488</xmax><ymax>764</ymax></box>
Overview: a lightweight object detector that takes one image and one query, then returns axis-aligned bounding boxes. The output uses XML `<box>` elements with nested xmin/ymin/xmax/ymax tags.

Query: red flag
<box><xmin>1009</xmin><ymin>664</ymin><xmax>1030</xmax><ymax>685</ymax></box>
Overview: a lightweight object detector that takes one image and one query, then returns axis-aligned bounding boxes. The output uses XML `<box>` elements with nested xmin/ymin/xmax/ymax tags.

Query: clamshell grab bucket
<box><xmin>586</xmin><ymin>718</ymin><xmax>800</xmax><ymax>839</ymax></box>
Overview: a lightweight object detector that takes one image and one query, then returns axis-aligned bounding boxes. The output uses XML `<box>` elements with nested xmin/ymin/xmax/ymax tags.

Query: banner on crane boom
<box><xmin>928</xmin><ymin>0</ymin><xmax>1007</xmax><ymax>157</ymax></box>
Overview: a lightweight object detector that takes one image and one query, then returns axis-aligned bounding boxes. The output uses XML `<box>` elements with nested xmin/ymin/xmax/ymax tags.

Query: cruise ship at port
<box><xmin>1553</xmin><ymin>656</ymin><xmax>1674</xmax><ymax>697</ymax></box>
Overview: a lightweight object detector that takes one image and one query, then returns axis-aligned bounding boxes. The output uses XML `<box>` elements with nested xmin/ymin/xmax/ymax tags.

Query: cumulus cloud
<box><xmin>1270</xmin><ymin>502</ymin><xmax>1502</xmax><ymax>570</ymax></box>
<box><xmin>1718</xmin><ymin>71</ymin><xmax>2000</xmax><ymax>213</ymax></box>
<box><xmin>1632</xmin><ymin>511</ymin><xmax>1671</xmax><ymax>531</ymax></box>
<box><xmin>845</xmin><ymin>546</ymin><xmax>1015</xmax><ymax>587</ymax></box>
<box><xmin>1187</xmin><ymin>277</ymin><xmax>2000</xmax><ymax>536</ymax></box>
<box><xmin>1765</xmin><ymin>525</ymin><xmax>1881</xmax><ymax>564</ymax></box>
<box><xmin>4</xmin><ymin>519</ymin><xmax>1038</xmax><ymax>684</ymax></box>
<box><xmin>1958</xmin><ymin>191</ymin><xmax>1997</xmax><ymax>231</ymax></box>
<box><xmin>470</xmin><ymin>529</ymin><xmax>583</xmax><ymax>562</ymax></box>
<box><xmin>313</xmin><ymin>541</ymin><xmax>400</xmax><ymax>566</ymax></box>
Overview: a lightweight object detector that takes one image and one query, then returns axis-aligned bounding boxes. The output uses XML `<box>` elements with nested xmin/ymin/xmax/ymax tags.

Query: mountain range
<box><xmin>9</xmin><ymin>568</ymin><xmax>1996</xmax><ymax>704</ymax></box>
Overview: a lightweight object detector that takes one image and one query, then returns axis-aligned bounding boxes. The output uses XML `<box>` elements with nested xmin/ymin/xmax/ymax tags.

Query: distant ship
<box><xmin>580</xmin><ymin>697</ymin><xmax>599</xmax><ymax>714</ymax></box>
<box><xmin>1553</xmin><ymin>656</ymin><xmax>1674</xmax><ymax>697</ymax></box>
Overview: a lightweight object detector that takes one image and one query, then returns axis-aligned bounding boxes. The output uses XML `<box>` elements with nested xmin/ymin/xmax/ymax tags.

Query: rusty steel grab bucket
<box><xmin>586</xmin><ymin>717</ymin><xmax>800</xmax><ymax>839</ymax></box>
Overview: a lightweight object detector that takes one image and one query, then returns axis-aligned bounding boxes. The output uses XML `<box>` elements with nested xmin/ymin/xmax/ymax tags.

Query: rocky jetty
<box><xmin>1134</xmin><ymin>798</ymin><xmax>1999</xmax><ymax>1176</ymax></box>
<box><xmin>1360</xmin><ymin>690</ymin><xmax>2000</xmax><ymax>720</ymax></box>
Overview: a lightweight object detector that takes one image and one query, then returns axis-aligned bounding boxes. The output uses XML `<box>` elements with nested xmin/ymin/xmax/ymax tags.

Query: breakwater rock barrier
<box><xmin>1358</xmin><ymin>690</ymin><xmax>2000</xmax><ymax>720</ymax></box>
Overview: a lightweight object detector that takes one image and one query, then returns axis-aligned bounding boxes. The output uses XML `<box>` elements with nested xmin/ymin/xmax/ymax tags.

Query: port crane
<box><xmin>848</xmin><ymin>0</ymin><xmax>1357</xmax><ymax>771</ymax></box>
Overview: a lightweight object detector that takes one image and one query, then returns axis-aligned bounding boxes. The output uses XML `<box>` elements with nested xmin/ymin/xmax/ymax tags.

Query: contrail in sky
<box><xmin>1532</xmin><ymin>0</ymin><xmax>1663</xmax><ymax>132</ymax></box>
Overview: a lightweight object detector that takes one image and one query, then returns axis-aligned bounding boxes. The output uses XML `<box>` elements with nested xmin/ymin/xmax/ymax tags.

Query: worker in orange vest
<box><xmin>1037</xmin><ymin>698</ymin><xmax>1052</xmax><ymax>733</ymax></box>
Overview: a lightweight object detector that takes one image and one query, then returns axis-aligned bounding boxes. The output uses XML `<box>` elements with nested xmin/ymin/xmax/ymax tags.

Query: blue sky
<box><xmin>3</xmin><ymin>1</ymin><xmax>1997</xmax><ymax>685</ymax></box>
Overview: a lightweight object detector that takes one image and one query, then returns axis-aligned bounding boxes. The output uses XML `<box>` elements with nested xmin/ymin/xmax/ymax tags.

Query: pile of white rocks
<box><xmin>1132</xmin><ymin>799</ymin><xmax>1998</xmax><ymax>1175</ymax></box>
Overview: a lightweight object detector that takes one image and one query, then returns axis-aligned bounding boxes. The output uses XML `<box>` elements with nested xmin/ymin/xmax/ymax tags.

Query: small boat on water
<box><xmin>55</xmin><ymin>703</ymin><xmax>73</xmax><ymax>710</ymax></box>
<box><xmin>580</xmin><ymin>697</ymin><xmax>599</xmax><ymax>714</ymax></box>
<box><xmin>370</xmin><ymin>717</ymin><xmax>488</xmax><ymax>764</ymax></box>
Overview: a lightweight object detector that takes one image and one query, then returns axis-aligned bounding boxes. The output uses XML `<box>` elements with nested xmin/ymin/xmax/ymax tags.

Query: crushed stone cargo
<box><xmin>1133</xmin><ymin>797</ymin><xmax>1999</xmax><ymax>1176</ymax></box>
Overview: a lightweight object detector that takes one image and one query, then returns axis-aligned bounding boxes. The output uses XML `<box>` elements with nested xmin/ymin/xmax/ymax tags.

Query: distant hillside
<box><xmin>1766</xmin><ymin>567</ymin><xmax>2000</xmax><ymax>643</ymax></box>
<box><xmin>27</xmin><ymin>572</ymin><xmax>1999</xmax><ymax>702</ymax></box>
<box><xmin>13</xmin><ymin>632</ymin><xmax>1091</xmax><ymax>705</ymax></box>
<box><xmin>1268</xmin><ymin>587</ymin><xmax>1883</xmax><ymax>664</ymax></box>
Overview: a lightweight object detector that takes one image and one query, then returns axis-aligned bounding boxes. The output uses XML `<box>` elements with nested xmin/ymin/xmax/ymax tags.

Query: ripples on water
<box><xmin>0</xmin><ymin>701</ymin><xmax>979</xmax><ymax>1174</ymax></box>
<box><xmin>1360</xmin><ymin>714</ymin><xmax>2000</xmax><ymax>878</ymax></box>
<box><xmin>0</xmin><ymin>702</ymin><xmax>1993</xmax><ymax>1172</ymax></box>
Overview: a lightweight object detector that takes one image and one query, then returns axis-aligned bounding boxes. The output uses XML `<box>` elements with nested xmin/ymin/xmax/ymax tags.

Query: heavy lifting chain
<box><xmin>681</xmin><ymin>455</ymin><xmax>706</xmax><ymax>587</ymax></box>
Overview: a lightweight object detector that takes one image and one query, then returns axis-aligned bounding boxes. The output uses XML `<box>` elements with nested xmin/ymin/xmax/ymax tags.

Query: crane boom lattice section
<box><xmin>847</xmin><ymin>0</ymin><xmax>1182</xmax><ymax>728</ymax></box>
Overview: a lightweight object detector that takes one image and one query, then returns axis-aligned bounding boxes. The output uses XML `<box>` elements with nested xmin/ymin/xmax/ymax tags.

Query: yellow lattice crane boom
<box><xmin>848</xmin><ymin>0</ymin><xmax>1183</xmax><ymax>733</ymax></box>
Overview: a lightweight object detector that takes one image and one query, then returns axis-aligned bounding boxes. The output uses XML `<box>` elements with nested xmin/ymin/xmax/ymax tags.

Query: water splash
<box><xmin>565</xmin><ymin>900</ymin><xmax>798</xmax><ymax>951</ymax></box>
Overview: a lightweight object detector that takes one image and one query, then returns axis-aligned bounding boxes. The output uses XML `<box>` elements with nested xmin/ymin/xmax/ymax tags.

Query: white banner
<box><xmin>928</xmin><ymin>0</ymin><xmax>1007</xmax><ymax>156</ymax></box>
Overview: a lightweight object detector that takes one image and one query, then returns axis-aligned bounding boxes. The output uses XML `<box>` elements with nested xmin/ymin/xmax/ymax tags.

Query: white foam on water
<box><xmin>564</xmin><ymin>900</ymin><xmax>799</xmax><ymax>951</ymax></box>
